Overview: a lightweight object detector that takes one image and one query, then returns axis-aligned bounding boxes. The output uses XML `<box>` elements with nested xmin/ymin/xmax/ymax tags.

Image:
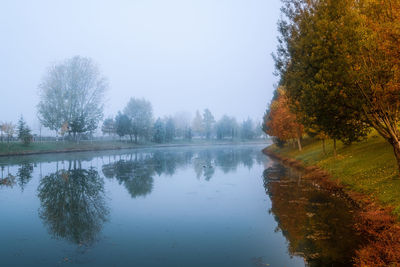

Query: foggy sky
<box><xmin>0</xmin><ymin>0</ymin><xmax>281</xmax><ymax>132</ymax></box>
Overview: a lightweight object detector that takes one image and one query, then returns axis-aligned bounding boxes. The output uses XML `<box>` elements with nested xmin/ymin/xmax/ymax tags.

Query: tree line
<box><xmin>102</xmin><ymin>98</ymin><xmax>262</xmax><ymax>144</ymax></box>
<box><xmin>263</xmin><ymin>0</ymin><xmax>400</xmax><ymax>174</ymax></box>
<box><xmin>1</xmin><ymin>56</ymin><xmax>263</xmax><ymax>146</ymax></box>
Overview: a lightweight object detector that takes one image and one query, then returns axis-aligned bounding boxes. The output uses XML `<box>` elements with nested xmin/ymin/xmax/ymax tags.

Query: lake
<box><xmin>0</xmin><ymin>144</ymin><xmax>362</xmax><ymax>266</ymax></box>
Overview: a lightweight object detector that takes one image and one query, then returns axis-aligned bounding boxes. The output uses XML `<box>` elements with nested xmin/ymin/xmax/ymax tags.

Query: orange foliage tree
<box><xmin>353</xmin><ymin>0</ymin><xmax>400</xmax><ymax>173</ymax></box>
<box><xmin>264</xmin><ymin>88</ymin><xmax>304</xmax><ymax>150</ymax></box>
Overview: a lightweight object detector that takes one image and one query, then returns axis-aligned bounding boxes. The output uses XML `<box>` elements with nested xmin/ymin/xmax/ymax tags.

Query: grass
<box><xmin>268</xmin><ymin>132</ymin><xmax>400</xmax><ymax>218</ymax></box>
<box><xmin>0</xmin><ymin>138</ymin><xmax>267</xmax><ymax>156</ymax></box>
<box><xmin>0</xmin><ymin>140</ymin><xmax>135</xmax><ymax>155</ymax></box>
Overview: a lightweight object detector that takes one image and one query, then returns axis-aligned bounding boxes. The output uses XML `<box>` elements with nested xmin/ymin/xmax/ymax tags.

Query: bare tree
<box><xmin>37</xmin><ymin>56</ymin><xmax>108</xmax><ymax>141</ymax></box>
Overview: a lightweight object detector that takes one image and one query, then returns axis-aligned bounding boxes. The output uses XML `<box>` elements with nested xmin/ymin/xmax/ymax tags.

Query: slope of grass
<box><xmin>268</xmin><ymin>133</ymin><xmax>400</xmax><ymax>217</ymax></box>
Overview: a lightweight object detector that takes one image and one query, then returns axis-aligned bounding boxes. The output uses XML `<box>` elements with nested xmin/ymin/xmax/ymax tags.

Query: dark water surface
<box><xmin>0</xmin><ymin>145</ymin><xmax>361</xmax><ymax>266</ymax></box>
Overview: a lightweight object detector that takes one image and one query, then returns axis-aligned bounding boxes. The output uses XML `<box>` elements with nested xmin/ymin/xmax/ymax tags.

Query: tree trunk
<box><xmin>390</xmin><ymin>140</ymin><xmax>400</xmax><ymax>177</ymax></box>
<box><xmin>297</xmin><ymin>137</ymin><xmax>302</xmax><ymax>151</ymax></box>
<box><xmin>333</xmin><ymin>139</ymin><xmax>337</xmax><ymax>158</ymax></box>
<box><xmin>322</xmin><ymin>139</ymin><xmax>326</xmax><ymax>155</ymax></box>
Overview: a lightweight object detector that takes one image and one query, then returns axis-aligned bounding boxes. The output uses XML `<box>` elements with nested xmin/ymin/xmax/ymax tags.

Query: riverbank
<box><xmin>0</xmin><ymin>139</ymin><xmax>268</xmax><ymax>157</ymax></box>
<box><xmin>264</xmin><ymin>140</ymin><xmax>400</xmax><ymax>266</ymax></box>
<box><xmin>264</xmin><ymin>135</ymin><xmax>400</xmax><ymax>265</ymax></box>
<box><xmin>266</xmin><ymin>134</ymin><xmax>400</xmax><ymax>217</ymax></box>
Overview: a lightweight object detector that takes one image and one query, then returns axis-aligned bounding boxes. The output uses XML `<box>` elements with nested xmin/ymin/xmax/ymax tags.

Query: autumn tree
<box><xmin>275</xmin><ymin>0</ymin><xmax>369</xmax><ymax>155</ymax></box>
<box><xmin>264</xmin><ymin>88</ymin><xmax>304</xmax><ymax>151</ymax></box>
<box><xmin>2</xmin><ymin>122</ymin><xmax>15</xmax><ymax>143</ymax></box>
<box><xmin>351</xmin><ymin>0</ymin><xmax>400</xmax><ymax>174</ymax></box>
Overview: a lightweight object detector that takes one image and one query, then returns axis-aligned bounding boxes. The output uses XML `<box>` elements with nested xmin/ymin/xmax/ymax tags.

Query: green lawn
<box><xmin>268</xmin><ymin>133</ymin><xmax>400</xmax><ymax>217</ymax></box>
<box><xmin>0</xmin><ymin>140</ymin><xmax>136</xmax><ymax>155</ymax></box>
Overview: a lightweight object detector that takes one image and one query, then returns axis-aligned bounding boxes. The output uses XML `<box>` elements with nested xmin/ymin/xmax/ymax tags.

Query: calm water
<box><xmin>0</xmin><ymin>145</ymin><xmax>361</xmax><ymax>266</ymax></box>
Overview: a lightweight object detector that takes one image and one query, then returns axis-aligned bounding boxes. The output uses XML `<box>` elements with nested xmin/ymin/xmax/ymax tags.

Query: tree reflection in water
<box><xmin>17</xmin><ymin>162</ymin><xmax>34</xmax><ymax>191</ymax></box>
<box><xmin>102</xmin><ymin>147</ymin><xmax>260</xmax><ymax>196</ymax></box>
<box><xmin>102</xmin><ymin>153</ymin><xmax>155</xmax><ymax>198</ymax></box>
<box><xmin>38</xmin><ymin>160</ymin><xmax>109</xmax><ymax>246</ymax></box>
<box><xmin>263</xmin><ymin>163</ymin><xmax>363</xmax><ymax>266</ymax></box>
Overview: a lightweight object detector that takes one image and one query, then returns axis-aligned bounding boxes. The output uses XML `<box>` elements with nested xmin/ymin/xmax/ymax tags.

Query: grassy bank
<box><xmin>267</xmin><ymin>133</ymin><xmax>400</xmax><ymax>217</ymax></box>
<box><xmin>0</xmin><ymin>139</ymin><xmax>268</xmax><ymax>157</ymax></box>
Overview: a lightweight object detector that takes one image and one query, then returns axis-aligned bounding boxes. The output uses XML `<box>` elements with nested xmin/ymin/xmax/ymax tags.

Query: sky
<box><xmin>0</xmin><ymin>0</ymin><xmax>281</xmax><ymax>133</ymax></box>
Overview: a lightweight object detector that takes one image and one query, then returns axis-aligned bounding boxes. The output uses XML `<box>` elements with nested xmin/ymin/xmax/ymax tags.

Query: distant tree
<box><xmin>240</xmin><ymin>118</ymin><xmax>255</xmax><ymax>140</ymax></box>
<box><xmin>17</xmin><ymin>116</ymin><xmax>32</xmax><ymax>145</ymax></box>
<box><xmin>123</xmin><ymin>98</ymin><xmax>153</xmax><ymax>143</ymax></box>
<box><xmin>101</xmin><ymin>118</ymin><xmax>116</xmax><ymax>137</ymax></box>
<box><xmin>37</xmin><ymin>56</ymin><xmax>107</xmax><ymax>140</ymax></box>
<box><xmin>2</xmin><ymin>122</ymin><xmax>15</xmax><ymax>143</ymax></box>
<box><xmin>0</xmin><ymin>122</ymin><xmax>4</xmax><ymax>142</ymax></box>
<box><xmin>115</xmin><ymin>112</ymin><xmax>131</xmax><ymax>140</ymax></box>
<box><xmin>203</xmin><ymin>109</ymin><xmax>215</xmax><ymax>139</ymax></box>
<box><xmin>58</xmin><ymin>122</ymin><xmax>69</xmax><ymax>142</ymax></box>
<box><xmin>172</xmin><ymin>111</ymin><xmax>191</xmax><ymax>139</ymax></box>
<box><xmin>165</xmin><ymin>117</ymin><xmax>176</xmax><ymax>143</ymax></box>
<box><xmin>185</xmin><ymin>127</ymin><xmax>192</xmax><ymax>140</ymax></box>
<box><xmin>216</xmin><ymin>115</ymin><xmax>237</xmax><ymax>140</ymax></box>
<box><xmin>192</xmin><ymin>110</ymin><xmax>204</xmax><ymax>138</ymax></box>
<box><xmin>153</xmin><ymin>118</ymin><xmax>165</xmax><ymax>143</ymax></box>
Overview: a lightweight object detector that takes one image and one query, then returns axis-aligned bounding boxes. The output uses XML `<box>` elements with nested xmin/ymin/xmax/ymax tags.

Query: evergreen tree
<box><xmin>153</xmin><ymin>118</ymin><xmax>165</xmax><ymax>143</ymax></box>
<box><xmin>17</xmin><ymin>116</ymin><xmax>32</xmax><ymax>145</ymax></box>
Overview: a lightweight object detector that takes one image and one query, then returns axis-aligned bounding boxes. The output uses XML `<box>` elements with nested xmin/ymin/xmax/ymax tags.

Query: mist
<box><xmin>0</xmin><ymin>0</ymin><xmax>280</xmax><ymax>133</ymax></box>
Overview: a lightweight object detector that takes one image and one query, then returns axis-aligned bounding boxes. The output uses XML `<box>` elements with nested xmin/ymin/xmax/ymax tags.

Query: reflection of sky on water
<box><xmin>0</xmin><ymin>145</ymin><xmax>308</xmax><ymax>267</ymax></box>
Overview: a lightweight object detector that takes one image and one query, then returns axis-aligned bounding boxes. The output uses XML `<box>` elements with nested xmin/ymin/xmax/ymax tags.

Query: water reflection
<box><xmin>2</xmin><ymin>146</ymin><xmax>264</xmax><ymax>247</ymax></box>
<box><xmin>101</xmin><ymin>147</ymin><xmax>261</xmax><ymax>195</ymax></box>
<box><xmin>17</xmin><ymin>162</ymin><xmax>34</xmax><ymax>191</ymax></box>
<box><xmin>263</xmin><ymin>163</ymin><xmax>362</xmax><ymax>266</ymax></box>
<box><xmin>0</xmin><ymin>165</ymin><xmax>16</xmax><ymax>187</ymax></box>
<box><xmin>38</xmin><ymin>160</ymin><xmax>109</xmax><ymax>246</ymax></box>
<box><xmin>102</xmin><ymin>154</ymin><xmax>155</xmax><ymax>198</ymax></box>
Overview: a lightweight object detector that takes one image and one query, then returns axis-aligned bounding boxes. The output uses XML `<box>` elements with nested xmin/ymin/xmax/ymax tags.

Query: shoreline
<box><xmin>0</xmin><ymin>140</ymin><xmax>269</xmax><ymax>158</ymax></box>
<box><xmin>263</xmin><ymin>147</ymin><xmax>400</xmax><ymax>265</ymax></box>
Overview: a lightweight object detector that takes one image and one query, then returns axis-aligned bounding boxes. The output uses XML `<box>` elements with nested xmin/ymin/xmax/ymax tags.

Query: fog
<box><xmin>0</xmin><ymin>0</ymin><xmax>280</xmax><ymax>132</ymax></box>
